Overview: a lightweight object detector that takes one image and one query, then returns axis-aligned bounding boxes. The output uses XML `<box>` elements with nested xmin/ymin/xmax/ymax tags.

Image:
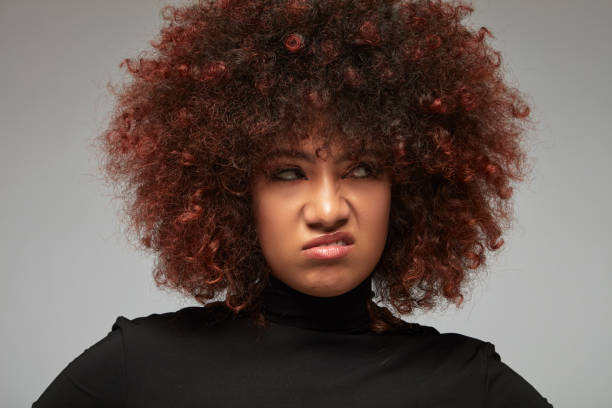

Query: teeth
<box><xmin>319</xmin><ymin>240</ymin><xmax>346</xmax><ymax>247</ymax></box>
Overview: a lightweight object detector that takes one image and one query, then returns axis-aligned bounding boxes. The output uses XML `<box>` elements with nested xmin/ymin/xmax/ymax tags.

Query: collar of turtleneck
<box><xmin>261</xmin><ymin>275</ymin><xmax>373</xmax><ymax>334</ymax></box>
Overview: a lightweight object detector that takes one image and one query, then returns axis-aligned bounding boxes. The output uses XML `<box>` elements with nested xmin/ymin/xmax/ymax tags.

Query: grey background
<box><xmin>1</xmin><ymin>0</ymin><xmax>610</xmax><ymax>406</ymax></box>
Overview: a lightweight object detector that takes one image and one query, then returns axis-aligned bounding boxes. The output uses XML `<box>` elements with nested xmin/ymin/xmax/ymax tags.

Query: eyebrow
<box><xmin>267</xmin><ymin>148</ymin><xmax>381</xmax><ymax>164</ymax></box>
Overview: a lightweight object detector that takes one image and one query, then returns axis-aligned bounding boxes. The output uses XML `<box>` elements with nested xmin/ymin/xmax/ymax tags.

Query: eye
<box><xmin>269</xmin><ymin>167</ymin><xmax>304</xmax><ymax>181</ymax></box>
<box><xmin>267</xmin><ymin>162</ymin><xmax>381</xmax><ymax>182</ymax></box>
<box><xmin>346</xmin><ymin>162</ymin><xmax>380</xmax><ymax>179</ymax></box>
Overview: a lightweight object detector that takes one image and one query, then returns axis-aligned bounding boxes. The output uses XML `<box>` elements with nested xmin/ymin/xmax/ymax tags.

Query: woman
<box><xmin>33</xmin><ymin>0</ymin><xmax>553</xmax><ymax>406</ymax></box>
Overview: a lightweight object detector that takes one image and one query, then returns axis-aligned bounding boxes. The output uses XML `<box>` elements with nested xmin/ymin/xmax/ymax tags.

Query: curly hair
<box><xmin>95</xmin><ymin>0</ymin><xmax>532</xmax><ymax>333</ymax></box>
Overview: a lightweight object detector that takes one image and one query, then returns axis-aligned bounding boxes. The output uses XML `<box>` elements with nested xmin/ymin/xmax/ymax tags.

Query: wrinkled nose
<box><xmin>303</xmin><ymin>176</ymin><xmax>350</xmax><ymax>229</ymax></box>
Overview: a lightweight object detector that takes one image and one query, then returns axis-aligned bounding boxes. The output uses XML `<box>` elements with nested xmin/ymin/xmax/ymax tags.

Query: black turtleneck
<box><xmin>261</xmin><ymin>275</ymin><xmax>372</xmax><ymax>334</ymax></box>
<box><xmin>32</xmin><ymin>277</ymin><xmax>554</xmax><ymax>407</ymax></box>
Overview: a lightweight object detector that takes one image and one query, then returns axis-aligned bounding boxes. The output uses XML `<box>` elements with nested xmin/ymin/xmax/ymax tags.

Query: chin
<box><xmin>299</xmin><ymin>269</ymin><xmax>362</xmax><ymax>298</ymax></box>
<box><xmin>302</xmin><ymin>286</ymin><xmax>348</xmax><ymax>298</ymax></box>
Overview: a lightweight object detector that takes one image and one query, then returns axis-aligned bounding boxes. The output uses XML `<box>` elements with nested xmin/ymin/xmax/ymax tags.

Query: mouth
<box><xmin>302</xmin><ymin>231</ymin><xmax>355</xmax><ymax>250</ymax></box>
<box><xmin>301</xmin><ymin>231</ymin><xmax>355</xmax><ymax>260</ymax></box>
<box><xmin>302</xmin><ymin>242</ymin><xmax>354</xmax><ymax>260</ymax></box>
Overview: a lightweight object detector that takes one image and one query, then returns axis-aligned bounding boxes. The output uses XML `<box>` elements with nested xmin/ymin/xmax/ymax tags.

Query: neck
<box><xmin>261</xmin><ymin>275</ymin><xmax>373</xmax><ymax>334</ymax></box>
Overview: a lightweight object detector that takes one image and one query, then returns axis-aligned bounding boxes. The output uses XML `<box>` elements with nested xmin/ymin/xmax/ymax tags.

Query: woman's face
<box><xmin>251</xmin><ymin>136</ymin><xmax>392</xmax><ymax>297</ymax></box>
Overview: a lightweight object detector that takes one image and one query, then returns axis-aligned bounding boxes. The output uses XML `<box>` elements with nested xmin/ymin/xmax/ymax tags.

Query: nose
<box><xmin>303</xmin><ymin>174</ymin><xmax>350</xmax><ymax>230</ymax></box>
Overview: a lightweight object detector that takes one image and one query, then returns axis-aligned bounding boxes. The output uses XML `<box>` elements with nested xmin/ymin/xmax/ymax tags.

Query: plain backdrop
<box><xmin>1</xmin><ymin>0</ymin><xmax>610</xmax><ymax>406</ymax></box>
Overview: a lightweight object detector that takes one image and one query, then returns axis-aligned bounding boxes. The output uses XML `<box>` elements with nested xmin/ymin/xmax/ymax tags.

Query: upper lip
<box><xmin>302</xmin><ymin>231</ymin><xmax>355</xmax><ymax>250</ymax></box>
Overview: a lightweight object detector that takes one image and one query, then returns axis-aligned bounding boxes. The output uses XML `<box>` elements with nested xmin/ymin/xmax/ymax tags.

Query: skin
<box><xmin>251</xmin><ymin>135</ymin><xmax>392</xmax><ymax>297</ymax></box>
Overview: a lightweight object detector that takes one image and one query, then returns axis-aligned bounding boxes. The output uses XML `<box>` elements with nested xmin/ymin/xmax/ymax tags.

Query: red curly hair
<box><xmin>95</xmin><ymin>0</ymin><xmax>532</xmax><ymax>333</ymax></box>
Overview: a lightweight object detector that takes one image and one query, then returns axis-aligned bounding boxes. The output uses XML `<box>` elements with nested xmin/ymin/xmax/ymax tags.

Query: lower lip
<box><xmin>302</xmin><ymin>244</ymin><xmax>354</xmax><ymax>260</ymax></box>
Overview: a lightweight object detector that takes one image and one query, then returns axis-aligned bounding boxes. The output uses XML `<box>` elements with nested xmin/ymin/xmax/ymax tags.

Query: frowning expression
<box><xmin>251</xmin><ymin>136</ymin><xmax>392</xmax><ymax>297</ymax></box>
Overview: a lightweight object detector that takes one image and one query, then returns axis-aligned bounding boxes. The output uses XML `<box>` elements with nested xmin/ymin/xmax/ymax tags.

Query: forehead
<box><xmin>267</xmin><ymin>135</ymin><xmax>382</xmax><ymax>163</ymax></box>
<box><xmin>267</xmin><ymin>146</ymin><xmax>380</xmax><ymax>164</ymax></box>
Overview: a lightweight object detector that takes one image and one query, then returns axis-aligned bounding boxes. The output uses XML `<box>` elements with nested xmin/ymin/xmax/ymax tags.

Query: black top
<box><xmin>32</xmin><ymin>275</ymin><xmax>553</xmax><ymax>407</ymax></box>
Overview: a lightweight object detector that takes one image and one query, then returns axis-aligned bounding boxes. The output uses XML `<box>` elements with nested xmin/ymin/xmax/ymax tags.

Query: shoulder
<box><xmin>432</xmin><ymin>330</ymin><xmax>491</xmax><ymax>356</ymax></box>
<box><xmin>391</xmin><ymin>321</ymin><xmax>489</xmax><ymax>354</ymax></box>
<box><xmin>32</xmin><ymin>304</ymin><xmax>233</xmax><ymax>407</ymax></box>
<box><xmin>409</xmin><ymin>325</ymin><xmax>490</xmax><ymax>365</ymax></box>
<box><xmin>376</xmin><ymin>320</ymin><xmax>493</xmax><ymax>378</ymax></box>
<box><xmin>404</xmin><ymin>330</ymin><xmax>554</xmax><ymax>407</ymax></box>
<box><xmin>33</xmin><ymin>313</ymin><xmax>133</xmax><ymax>406</ymax></box>
<box><xmin>114</xmin><ymin>302</ymin><xmax>233</xmax><ymax>328</ymax></box>
<box><xmin>112</xmin><ymin>302</ymin><xmax>237</xmax><ymax>340</ymax></box>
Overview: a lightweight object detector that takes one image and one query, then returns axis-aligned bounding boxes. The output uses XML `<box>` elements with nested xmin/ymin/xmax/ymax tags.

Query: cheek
<box><xmin>359</xmin><ymin>185</ymin><xmax>392</xmax><ymax>244</ymax></box>
<box><xmin>253</xmin><ymin>194</ymin><xmax>292</xmax><ymax>253</ymax></box>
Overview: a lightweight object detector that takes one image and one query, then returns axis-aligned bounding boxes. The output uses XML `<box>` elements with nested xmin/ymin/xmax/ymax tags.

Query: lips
<box><xmin>302</xmin><ymin>231</ymin><xmax>355</xmax><ymax>250</ymax></box>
